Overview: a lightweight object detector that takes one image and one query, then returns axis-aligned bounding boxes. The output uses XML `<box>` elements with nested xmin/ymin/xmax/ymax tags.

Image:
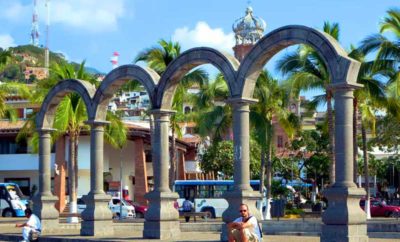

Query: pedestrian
<box><xmin>15</xmin><ymin>208</ymin><xmax>41</xmax><ymax>242</ymax></box>
<box><xmin>182</xmin><ymin>197</ymin><xmax>193</xmax><ymax>222</ymax></box>
<box><xmin>227</xmin><ymin>204</ymin><xmax>262</xmax><ymax>242</ymax></box>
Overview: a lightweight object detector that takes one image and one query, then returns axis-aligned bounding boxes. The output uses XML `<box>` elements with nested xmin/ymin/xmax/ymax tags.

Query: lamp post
<box><xmin>119</xmin><ymin>149</ymin><xmax>123</xmax><ymax>220</ymax></box>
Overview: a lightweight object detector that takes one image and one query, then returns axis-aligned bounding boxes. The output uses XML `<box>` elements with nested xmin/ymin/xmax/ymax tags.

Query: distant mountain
<box><xmin>0</xmin><ymin>45</ymin><xmax>104</xmax><ymax>83</ymax></box>
<box><xmin>84</xmin><ymin>66</ymin><xmax>105</xmax><ymax>75</ymax></box>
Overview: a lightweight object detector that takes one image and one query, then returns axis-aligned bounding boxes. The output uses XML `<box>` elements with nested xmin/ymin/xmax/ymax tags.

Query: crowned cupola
<box><xmin>232</xmin><ymin>6</ymin><xmax>266</xmax><ymax>62</ymax></box>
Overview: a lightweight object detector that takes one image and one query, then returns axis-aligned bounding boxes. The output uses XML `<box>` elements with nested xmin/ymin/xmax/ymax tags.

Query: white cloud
<box><xmin>0</xmin><ymin>2</ymin><xmax>30</xmax><ymax>22</ymax></box>
<box><xmin>0</xmin><ymin>34</ymin><xmax>16</xmax><ymax>49</ymax></box>
<box><xmin>1</xmin><ymin>0</ymin><xmax>127</xmax><ymax>33</ymax></box>
<box><xmin>46</xmin><ymin>0</ymin><xmax>127</xmax><ymax>32</ymax></box>
<box><xmin>172</xmin><ymin>21</ymin><xmax>235</xmax><ymax>53</ymax></box>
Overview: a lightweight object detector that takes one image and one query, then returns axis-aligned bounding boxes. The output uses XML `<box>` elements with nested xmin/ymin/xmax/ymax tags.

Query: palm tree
<box><xmin>51</xmin><ymin>61</ymin><xmax>97</xmax><ymax>222</ymax></box>
<box><xmin>134</xmin><ymin>39</ymin><xmax>208</xmax><ymax>188</ymax></box>
<box><xmin>276</xmin><ymin>21</ymin><xmax>341</xmax><ymax>185</ymax></box>
<box><xmin>0</xmin><ymin>48</ymin><xmax>12</xmax><ymax>72</ymax></box>
<box><xmin>0</xmin><ymin>82</ymin><xmax>30</xmax><ymax>121</ymax></box>
<box><xmin>191</xmin><ymin>74</ymin><xmax>231</xmax><ymax>143</ymax></box>
<box><xmin>348</xmin><ymin>46</ymin><xmax>386</xmax><ymax>219</ymax></box>
<box><xmin>359</xmin><ymin>8</ymin><xmax>400</xmax><ymax>64</ymax></box>
<box><xmin>250</xmin><ymin>70</ymin><xmax>299</xmax><ymax>219</ymax></box>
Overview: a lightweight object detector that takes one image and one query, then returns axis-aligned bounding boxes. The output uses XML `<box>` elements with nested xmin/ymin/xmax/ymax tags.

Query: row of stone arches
<box><xmin>34</xmin><ymin>25</ymin><xmax>367</xmax><ymax>241</ymax></box>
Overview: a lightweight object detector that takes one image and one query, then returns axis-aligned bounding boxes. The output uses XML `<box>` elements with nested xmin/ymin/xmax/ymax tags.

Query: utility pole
<box><xmin>30</xmin><ymin>0</ymin><xmax>39</xmax><ymax>46</ymax></box>
<box><xmin>45</xmin><ymin>0</ymin><xmax>50</xmax><ymax>77</ymax></box>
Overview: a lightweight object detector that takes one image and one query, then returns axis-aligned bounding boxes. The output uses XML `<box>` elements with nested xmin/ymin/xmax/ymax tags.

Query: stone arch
<box><xmin>36</xmin><ymin>79</ymin><xmax>96</xmax><ymax>129</ymax></box>
<box><xmin>92</xmin><ymin>64</ymin><xmax>159</xmax><ymax>121</ymax></box>
<box><xmin>155</xmin><ymin>47</ymin><xmax>239</xmax><ymax>109</ymax></box>
<box><xmin>237</xmin><ymin>25</ymin><xmax>361</xmax><ymax>99</ymax></box>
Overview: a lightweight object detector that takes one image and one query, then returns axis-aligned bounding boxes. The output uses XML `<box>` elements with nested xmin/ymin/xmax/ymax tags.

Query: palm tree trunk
<box><xmin>67</xmin><ymin>133</ymin><xmax>78</xmax><ymax>223</ymax></box>
<box><xmin>74</xmin><ymin>131</ymin><xmax>79</xmax><ymax>193</ymax></box>
<box><xmin>362</xmin><ymin>124</ymin><xmax>371</xmax><ymax>219</ymax></box>
<box><xmin>327</xmin><ymin>92</ymin><xmax>335</xmax><ymax>185</ymax></box>
<box><xmin>259</xmin><ymin>149</ymin><xmax>266</xmax><ymax>218</ymax></box>
<box><xmin>169</xmin><ymin>126</ymin><xmax>176</xmax><ymax>189</ymax></box>
<box><xmin>353</xmin><ymin>98</ymin><xmax>358</xmax><ymax>184</ymax></box>
<box><xmin>264</xmin><ymin>120</ymin><xmax>273</xmax><ymax>220</ymax></box>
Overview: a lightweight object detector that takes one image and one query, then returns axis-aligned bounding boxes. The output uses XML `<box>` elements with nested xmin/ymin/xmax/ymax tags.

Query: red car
<box><xmin>126</xmin><ymin>200</ymin><xmax>180</xmax><ymax>218</ymax></box>
<box><xmin>360</xmin><ymin>198</ymin><xmax>400</xmax><ymax>217</ymax></box>
<box><xmin>126</xmin><ymin>200</ymin><xmax>148</xmax><ymax>218</ymax></box>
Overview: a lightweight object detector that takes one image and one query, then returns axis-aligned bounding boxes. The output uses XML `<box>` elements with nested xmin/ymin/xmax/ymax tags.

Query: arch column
<box><xmin>321</xmin><ymin>84</ymin><xmax>368</xmax><ymax>242</ymax></box>
<box><xmin>81</xmin><ymin>121</ymin><xmax>114</xmax><ymax>236</ymax></box>
<box><xmin>33</xmin><ymin>128</ymin><xmax>59</xmax><ymax>234</ymax></box>
<box><xmin>143</xmin><ymin>109</ymin><xmax>180</xmax><ymax>240</ymax></box>
<box><xmin>221</xmin><ymin>98</ymin><xmax>261</xmax><ymax>241</ymax></box>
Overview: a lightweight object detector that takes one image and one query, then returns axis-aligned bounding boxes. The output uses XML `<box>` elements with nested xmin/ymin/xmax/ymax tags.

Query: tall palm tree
<box><xmin>51</xmin><ymin>61</ymin><xmax>98</xmax><ymax>222</ymax></box>
<box><xmin>276</xmin><ymin>21</ymin><xmax>341</xmax><ymax>185</ymax></box>
<box><xmin>250</xmin><ymin>70</ymin><xmax>299</xmax><ymax>219</ymax></box>
<box><xmin>134</xmin><ymin>39</ymin><xmax>208</xmax><ymax>188</ymax></box>
<box><xmin>359</xmin><ymin>8</ymin><xmax>400</xmax><ymax>64</ymax></box>
<box><xmin>348</xmin><ymin>46</ymin><xmax>386</xmax><ymax>219</ymax></box>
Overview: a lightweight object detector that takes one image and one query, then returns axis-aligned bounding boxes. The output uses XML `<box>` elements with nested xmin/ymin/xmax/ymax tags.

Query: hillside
<box><xmin>0</xmin><ymin>45</ymin><xmax>103</xmax><ymax>83</ymax></box>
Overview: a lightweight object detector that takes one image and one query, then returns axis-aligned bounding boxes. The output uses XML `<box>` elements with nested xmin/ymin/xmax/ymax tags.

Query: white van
<box><xmin>76</xmin><ymin>197</ymin><xmax>135</xmax><ymax>219</ymax></box>
<box><xmin>108</xmin><ymin>197</ymin><xmax>135</xmax><ymax>219</ymax></box>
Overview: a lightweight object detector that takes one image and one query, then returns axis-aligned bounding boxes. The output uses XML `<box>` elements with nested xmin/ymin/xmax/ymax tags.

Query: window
<box><xmin>0</xmin><ymin>139</ymin><xmax>28</xmax><ymax>154</ymax></box>
<box><xmin>145</xmin><ymin>152</ymin><xmax>152</xmax><ymax>163</ymax></box>
<box><xmin>184</xmin><ymin>106</ymin><xmax>191</xmax><ymax>114</ymax></box>
<box><xmin>277</xmin><ymin>136</ymin><xmax>283</xmax><ymax>148</ymax></box>
<box><xmin>4</xmin><ymin>178</ymin><xmax>30</xmax><ymax>196</ymax></box>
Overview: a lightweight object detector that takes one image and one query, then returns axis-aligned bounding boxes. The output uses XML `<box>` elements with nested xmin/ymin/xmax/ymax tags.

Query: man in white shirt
<box><xmin>15</xmin><ymin>208</ymin><xmax>41</xmax><ymax>242</ymax></box>
<box><xmin>227</xmin><ymin>204</ymin><xmax>262</xmax><ymax>242</ymax></box>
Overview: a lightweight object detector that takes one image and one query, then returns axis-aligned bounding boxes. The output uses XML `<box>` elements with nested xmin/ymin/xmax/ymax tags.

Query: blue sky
<box><xmin>0</xmin><ymin>0</ymin><xmax>397</xmax><ymax>75</ymax></box>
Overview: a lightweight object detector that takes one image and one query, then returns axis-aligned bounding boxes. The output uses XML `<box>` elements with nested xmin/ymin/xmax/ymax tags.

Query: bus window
<box><xmin>251</xmin><ymin>184</ymin><xmax>260</xmax><ymax>191</ymax></box>
<box><xmin>213</xmin><ymin>184</ymin><xmax>228</xmax><ymax>198</ymax></box>
<box><xmin>198</xmin><ymin>185</ymin><xmax>209</xmax><ymax>198</ymax></box>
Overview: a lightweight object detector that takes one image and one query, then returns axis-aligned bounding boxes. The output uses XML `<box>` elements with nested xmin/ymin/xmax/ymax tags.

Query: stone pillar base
<box><xmin>81</xmin><ymin>220</ymin><xmax>115</xmax><ymax>236</ymax></box>
<box><xmin>322</xmin><ymin>186</ymin><xmax>368</xmax><ymax>242</ymax></box>
<box><xmin>80</xmin><ymin>193</ymin><xmax>114</xmax><ymax>236</ymax></box>
<box><xmin>321</xmin><ymin>224</ymin><xmax>368</xmax><ymax>242</ymax></box>
<box><xmin>143</xmin><ymin>191</ymin><xmax>180</xmax><ymax>240</ymax></box>
<box><xmin>143</xmin><ymin>221</ymin><xmax>180</xmax><ymax>240</ymax></box>
<box><xmin>32</xmin><ymin>194</ymin><xmax>59</xmax><ymax>234</ymax></box>
<box><xmin>220</xmin><ymin>189</ymin><xmax>261</xmax><ymax>241</ymax></box>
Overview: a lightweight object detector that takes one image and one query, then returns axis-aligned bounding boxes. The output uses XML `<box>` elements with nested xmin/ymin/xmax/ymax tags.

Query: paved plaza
<box><xmin>0</xmin><ymin>218</ymin><xmax>399</xmax><ymax>241</ymax></box>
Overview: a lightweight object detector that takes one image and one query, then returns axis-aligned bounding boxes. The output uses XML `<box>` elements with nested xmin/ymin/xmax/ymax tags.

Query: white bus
<box><xmin>174</xmin><ymin>180</ymin><xmax>261</xmax><ymax>218</ymax></box>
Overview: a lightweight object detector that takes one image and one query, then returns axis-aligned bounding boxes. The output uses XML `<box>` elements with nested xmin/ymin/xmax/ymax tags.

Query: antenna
<box><xmin>111</xmin><ymin>51</ymin><xmax>119</xmax><ymax>69</ymax></box>
<box><xmin>30</xmin><ymin>0</ymin><xmax>39</xmax><ymax>46</ymax></box>
<box><xmin>45</xmin><ymin>0</ymin><xmax>50</xmax><ymax>77</ymax></box>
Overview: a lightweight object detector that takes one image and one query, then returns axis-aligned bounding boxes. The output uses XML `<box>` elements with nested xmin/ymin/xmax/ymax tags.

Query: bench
<box><xmin>59</xmin><ymin>213</ymin><xmax>81</xmax><ymax>218</ymax></box>
<box><xmin>182</xmin><ymin>212</ymin><xmax>209</xmax><ymax>222</ymax></box>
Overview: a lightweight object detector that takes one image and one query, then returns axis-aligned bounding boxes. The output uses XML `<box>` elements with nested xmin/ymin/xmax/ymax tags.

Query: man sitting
<box><xmin>15</xmin><ymin>208</ymin><xmax>41</xmax><ymax>242</ymax></box>
<box><xmin>228</xmin><ymin>204</ymin><xmax>261</xmax><ymax>242</ymax></box>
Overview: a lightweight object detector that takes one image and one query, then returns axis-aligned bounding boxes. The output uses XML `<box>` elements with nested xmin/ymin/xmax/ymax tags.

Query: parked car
<box><xmin>360</xmin><ymin>198</ymin><xmax>400</xmax><ymax>217</ymax></box>
<box><xmin>76</xmin><ymin>197</ymin><xmax>136</xmax><ymax>219</ymax></box>
<box><xmin>126</xmin><ymin>200</ymin><xmax>148</xmax><ymax>218</ymax></box>
<box><xmin>109</xmin><ymin>197</ymin><xmax>136</xmax><ymax>219</ymax></box>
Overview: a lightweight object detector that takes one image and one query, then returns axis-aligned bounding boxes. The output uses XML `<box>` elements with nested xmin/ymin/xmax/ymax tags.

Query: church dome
<box><xmin>232</xmin><ymin>6</ymin><xmax>266</xmax><ymax>45</ymax></box>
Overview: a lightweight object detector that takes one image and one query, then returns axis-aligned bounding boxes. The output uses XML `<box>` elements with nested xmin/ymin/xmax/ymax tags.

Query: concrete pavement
<box><xmin>0</xmin><ymin>218</ymin><xmax>399</xmax><ymax>241</ymax></box>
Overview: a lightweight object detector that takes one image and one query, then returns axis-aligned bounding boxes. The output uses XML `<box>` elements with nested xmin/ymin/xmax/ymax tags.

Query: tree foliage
<box><xmin>200</xmin><ymin>139</ymin><xmax>261</xmax><ymax>179</ymax></box>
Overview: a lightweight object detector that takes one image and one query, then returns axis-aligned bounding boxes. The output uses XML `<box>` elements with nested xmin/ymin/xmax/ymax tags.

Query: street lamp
<box><xmin>119</xmin><ymin>149</ymin><xmax>123</xmax><ymax>220</ymax></box>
